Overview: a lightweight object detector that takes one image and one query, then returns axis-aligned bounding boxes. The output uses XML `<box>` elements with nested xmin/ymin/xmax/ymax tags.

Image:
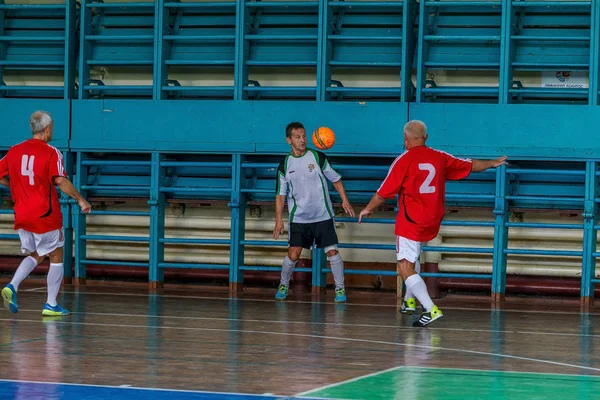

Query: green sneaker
<box><xmin>42</xmin><ymin>303</ymin><xmax>70</xmax><ymax>316</ymax></box>
<box><xmin>334</xmin><ymin>288</ymin><xmax>347</xmax><ymax>303</ymax></box>
<box><xmin>275</xmin><ymin>284</ymin><xmax>288</xmax><ymax>300</ymax></box>
<box><xmin>413</xmin><ymin>305</ymin><xmax>443</xmax><ymax>327</ymax></box>
<box><xmin>400</xmin><ymin>297</ymin><xmax>417</xmax><ymax>315</ymax></box>
<box><xmin>1</xmin><ymin>284</ymin><xmax>18</xmax><ymax>313</ymax></box>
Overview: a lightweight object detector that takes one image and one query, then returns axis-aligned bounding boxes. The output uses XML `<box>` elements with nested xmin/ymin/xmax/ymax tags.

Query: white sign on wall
<box><xmin>541</xmin><ymin>71</ymin><xmax>588</xmax><ymax>88</ymax></box>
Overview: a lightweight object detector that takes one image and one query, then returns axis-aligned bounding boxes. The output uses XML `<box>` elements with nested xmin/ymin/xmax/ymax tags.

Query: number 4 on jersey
<box><xmin>419</xmin><ymin>163</ymin><xmax>436</xmax><ymax>194</ymax></box>
<box><xmin>21</xmin><ymin>155</ymin><xmax>35</xmax><ymax>186</ymax></box>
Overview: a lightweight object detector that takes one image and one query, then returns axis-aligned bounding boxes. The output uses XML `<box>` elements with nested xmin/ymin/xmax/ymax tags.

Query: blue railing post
<box><xmin>77</xmin><ymin>0</ymin><xmax>92</xmax><ymax>99</ymax></box>
<box><xmin>401</xmin><ymin>0</ymin><xmax>417</xmax><ymax>103</ymax></box>
<box><xmin>590</xmin><ymin>0</ymin><xmax>600</xmax><ymax>105</ymax></box>
<box><xmin>149</xmin><ymin>152</ymin><xmax>165</xmax><ymax>288</ymax></box>
<box><xmin>153</xmin><ymin>0</ymin><xmax>166</xmax><ymax>100</ymax></box>
<box><xmin>316</xmin><ymin>0</ymin><xmax>328</xmax><ymax>101</ymax></box>
<box><xmin>312</xmin><ymin>245</ymin><xmax>327</xmax><ymax>295</ymax></box>
<box><xmin>63</xmin><ymin>0</ymin><xmax>76</xmax><ymax>281</ymax></box>
<box><xmin>73</xmin><ymin>152</ymin><xmax>88</xmax><ymax>284</ymax></box>
<box><xmin>414</xmin><ymin>0</ymin><xmax>427</xmax><ymax>103</ymax></box>
<box><xmin>64</xmin><ymin>0</ymin><xmax>77</xmax><ymax>99</ymax></box>
<box><xmin>229</xmin><ymin>154</ymin><xmax>246</xmax><ymax>294</ymax></box>
<box><xmin>234</xmin><ymin>0</ymin><xmax>248</xmax><ymax>100</ymax></box>
<box><xmin>499</xmin><ymin>0</ymin><xmax>513</xmax><ymax>104</ymax></box>
<box><xmin>492</xmin><ymin>164</ymin><xmax>509</xmax><ymax>302</ymax></box>
<box><xmin>581</xmin><ymin>161</ymin><xmax>598</xmax><ymax>308</ymax></box>
<box><xmin>61</xmin><ymin>151</ymin><xmax>74</xmax><ymax>283</ymax></box>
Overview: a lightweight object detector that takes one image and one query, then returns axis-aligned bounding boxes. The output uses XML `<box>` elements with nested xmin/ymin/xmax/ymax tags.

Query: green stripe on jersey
<box><xmin>318</xmin><ymin>174</ymin><xmax>333</xmax><ymax>219</ymax></box>
<box><xmin>289</xmin><ymin>180</ymin><xmax>298</xmax><ymax>222</ymax></box>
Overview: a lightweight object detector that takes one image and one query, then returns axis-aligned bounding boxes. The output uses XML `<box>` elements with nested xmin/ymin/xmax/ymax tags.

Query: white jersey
<box><xmin>276</xmin><ymin>149</ymin><xmax>342</xmax><ymax>224</ymax></box>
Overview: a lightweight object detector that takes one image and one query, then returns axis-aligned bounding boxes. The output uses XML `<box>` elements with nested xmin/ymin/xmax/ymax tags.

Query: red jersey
<box><xmin>377</xmin><ymin>146</ymin><xmax>473</xmax><ymax>242</ymax></box>
<box><xmin>0</xmin><ymin>139</ymin><xmax>67</xmax><ymax>234</ymax></box>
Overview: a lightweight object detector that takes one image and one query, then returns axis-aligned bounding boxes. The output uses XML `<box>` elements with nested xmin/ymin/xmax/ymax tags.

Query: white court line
<box><xmin>20</xmin><ymin>287</ymin><xmax>46</xmax><ymax>292</ymax></box>
<box><xmin>296</xmin><ymin>364</ymin><xmax>600</xmax><ymax>398</ymax></box>
<box><xmin>1</xmin><ymin>317</ymin><xmax>600</xmax><ymax>374</ymax></box>
<box><xmin>407</xmin><ymin>365</ymin><xmax>600</xmax><ymax>379</ymax></box>
<box><xmin>296</xmin><ymin>366</ymin><xmax>404</xmax><ymax>396</ymax></box>
<box><xmin>14</xmin><ymin>309</ymin><xmax>600</xmax><ymax>339</ymax></box>
<box><xmin>56</xmin><ymin>290</ymin><xmax>600</xmax><ymax>316</ymax></box>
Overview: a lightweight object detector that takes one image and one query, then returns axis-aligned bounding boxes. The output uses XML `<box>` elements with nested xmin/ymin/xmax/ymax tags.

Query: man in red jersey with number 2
<box><xmin>359</xmin><ymin>120</ymin><xmax>507</xmax><ymax>327</ymax></box>
<box><xmin>0</xmin><ymin>111</ymin><xmax>91</xmax><ymax>316</ymax></box>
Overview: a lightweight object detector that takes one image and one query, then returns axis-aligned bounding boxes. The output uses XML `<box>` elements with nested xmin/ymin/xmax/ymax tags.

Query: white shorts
<box><xmin>396</xmin><ymin>235</ymin><xmax>422</xmax><ymax>263</ymax></box>
<box><xmin>18</xmin><ymin>228</ymin><xmax>65</xmax><ymax>257</ymax></box>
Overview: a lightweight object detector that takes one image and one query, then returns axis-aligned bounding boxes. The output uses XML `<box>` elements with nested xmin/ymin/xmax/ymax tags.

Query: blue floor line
<box><xmin>0</xmin><ymin>380</ymin><xmax>332</xmax><ymax>400</ymax></box>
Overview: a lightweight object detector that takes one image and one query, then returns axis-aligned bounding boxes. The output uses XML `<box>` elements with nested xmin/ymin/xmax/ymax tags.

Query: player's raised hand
<box><xmin>342</xmin><ymin>201</ymin><xmax>355</xmax><ymax>217</ymax></box>
<box><xmin>357</xmin><ymin>208</ymin><xmax>372</xmax><ymax>224</ymax></box>
<box><xmin>492</xmin><ymin>156</ymin><xmax>508</xmax><ymax>167</ymax></box>
<box><xmin>273</xmin><ymin>220</ymin><xmax>284</xmax><ymax>240</ymax></box>
<box><xmin>79</xmin><ymin>198</ymin><xmax>92</xmax><ymax>214</ymax></box>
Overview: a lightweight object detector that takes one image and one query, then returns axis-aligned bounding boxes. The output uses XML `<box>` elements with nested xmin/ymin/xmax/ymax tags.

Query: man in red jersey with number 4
<box><xmin>358</xmin><ymin>120</ymin><xmax>507</xmax><ymax>327</ymax></box>
<box><xmin>0</xmin><ymin>111</ymin><xmax>91</xmax><ymax>316</ymax></box>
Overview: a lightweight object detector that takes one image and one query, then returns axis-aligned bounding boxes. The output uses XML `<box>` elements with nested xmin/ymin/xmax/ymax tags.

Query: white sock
<box><xmin>405</xmin><ymin>274</ymin><xmax>434</xmax><ymax>312</ymax></box>
<box><xmin>403</xmin><ymin>260</ymin><xmax>421</xmax><ymax>300</ymax></box>
<box><xmin>46</xmin><ymin>263</ymin><xmax>64</xmax><ymax>307</ymax></box>
<box><xmin>10</xmin><ymin>256</ymin><xmax>38</xmax><ymax>291</ymax></box>
<box><xmin>328</xmin><ymin>253</ymin><xmax>345</xmax><ymax>290</ymax></box>
<box><xmin>280</xmin><ymin>256</ymin><xmax>297</xmax><ymax>286</ymax></box>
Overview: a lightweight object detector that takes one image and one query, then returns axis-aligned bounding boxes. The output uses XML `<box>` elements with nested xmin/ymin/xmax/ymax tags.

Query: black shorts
<box><xmin>289</xmin><ymin>219</ymin><xmax>339</xmax><ymax>249</ymax></box>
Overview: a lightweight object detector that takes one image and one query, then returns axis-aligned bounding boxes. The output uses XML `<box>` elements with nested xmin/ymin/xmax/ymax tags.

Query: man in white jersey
<box><xmin>273</xmin><ymin>122</ymin><xmax>355</xmax><ymax>302</ymax></box>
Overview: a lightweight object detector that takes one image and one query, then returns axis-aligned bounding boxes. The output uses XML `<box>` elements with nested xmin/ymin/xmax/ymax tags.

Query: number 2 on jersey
<box><xmin>418</xmin><ymin>163</ymin><xmax>436</xmax><ymax>194</ymax></box>
<box><xmin>21</xmin><ymin>155</ymin><xmax>35</xmax><ymax>186</ymax></box>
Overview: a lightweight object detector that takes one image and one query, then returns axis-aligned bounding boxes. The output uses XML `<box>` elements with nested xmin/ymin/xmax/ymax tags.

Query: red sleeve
<box><xmin>377</xmin><ymin>153</ymin><xmax>408</xmax><ymax>199</ymax></box>
<box><xmin>443</xmin><ymin>152</ymin><xmax>472</xmax><ymax>181</ymax></box>
<box><xmin>0</xmin><ymin>155</ymin><xmax>8</xmax><ymax>179</ymax></box>
<box><xmin>48</xmin><ymin>148</ymin><xmax>67</xmax><ymax>181</ymax></box>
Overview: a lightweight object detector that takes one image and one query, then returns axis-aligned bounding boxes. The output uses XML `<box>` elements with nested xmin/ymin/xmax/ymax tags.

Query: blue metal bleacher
<box><xmin>0</xmin><ymin>0</ymin><xmax>77</xmax><ymax>99</ymax></box>
<box><xmin>0</xmin><ymin>0</ymin><xmax>600</xmax><ymax>305</ymax></box>
<box><xmin>157</xmin><ymin>1</ymin><xmax>237</xmax><ymax>99</ymax></box>
<box><xmin>416</xmin><ymin>0</ymin><xmax>503</xmax><ymax>103</ymax></box>
<box><xmin>78</xmin><ymin>0</ymin><xmax>155</xmax><ymax>99</ymax></box>
<box><xmin>506</xmin><ymin>0</ymin><xmax>593</xmax><ymax>104</ymax></box>
<box><xmin>72</xmin><ymin>153</ymin><xmax>152</xmax><ymax>282</ymax></box>
<box><xmin>154</xmin><ymin>154</ymin><xmax>234</xmax><ymax>282</ymax></box>
<box><xmin>239</xmin><ymin>0</ymin><xmax>320</xmax><ymax>100</ymax></box>
<box><xmin>324</xmin><ymin>0</ymin><xmax>414</xmax><ymax>101</ymax></box>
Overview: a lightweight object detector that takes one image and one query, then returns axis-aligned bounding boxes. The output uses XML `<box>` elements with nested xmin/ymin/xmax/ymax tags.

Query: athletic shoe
<box><xmin>1</xmin><ymin>284</ymin><xmax>18</xmax><ymax>313</ymax></box>
<box><xmin>400</xmin><ymin>297</ymin><xmax>417</xmax><ymax>315</ymax></box>
<box><xmin>334</xmin><ymin>288</ymin><xmax>347</xmax><ymax>303</ymax></box>
<box><xmin>275</xmin><ymin>284</ymin><xmax>288</xmax><ymax>300</ymax></box>
<box><xmin>42</xmin><ymin>303</ymin><xmax>70</xmax><ymax>316</ymax></box>
<box><xmin>413</xmin><ymin>305</ymin><xmax>443</xmax><ymax>327</ymax></box>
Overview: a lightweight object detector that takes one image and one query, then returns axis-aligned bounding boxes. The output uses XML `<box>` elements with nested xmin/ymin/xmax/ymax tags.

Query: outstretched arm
<box><xmin>53</xmin><ymin>176</ymin><xmax>92</xmax><ymax>213</ymax></box>
<box><xmin>471</xmin><ymin>156</ymin><xmax>508</xmax><ymax>173</ymax></box>
<box><xmin>358</xmin><ymin>193</ymin><xmax>387</xmax><ymax>223</ymax></box>
<box><xmin>332</xmin><ymin>180</ymin><xmax>355</xmax><ymax>217</ymax></box>
<box><xmin>358</xmin><ymin>156</ymin><xmax>406</xmax><ymax>223</ymax></box>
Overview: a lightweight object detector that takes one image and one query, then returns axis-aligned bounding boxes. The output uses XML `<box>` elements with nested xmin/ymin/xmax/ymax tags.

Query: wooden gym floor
<box><xmin>0</xmin><ymin>280</ymin><xmax>599</xmax><ymax>399</ymax></box>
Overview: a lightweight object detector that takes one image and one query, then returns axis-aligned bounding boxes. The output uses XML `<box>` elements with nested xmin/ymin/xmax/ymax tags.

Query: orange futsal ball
<box><xmin>312</xmin><ymin>127</ymin><xmax>335</xmax><ymax>150</ymax></box>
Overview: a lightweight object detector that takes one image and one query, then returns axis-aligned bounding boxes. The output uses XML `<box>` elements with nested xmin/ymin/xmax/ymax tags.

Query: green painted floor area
<box><xmin>299</xmin><ymin>367</ymin><xmax>600</xmax><ymax>400</ymax></box>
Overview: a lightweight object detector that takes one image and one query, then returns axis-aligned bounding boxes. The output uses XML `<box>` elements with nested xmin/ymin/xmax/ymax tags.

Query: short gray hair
<box><xmin>30</xmin><ymin>110</ymin><xmax>53</xmax><ymax>134</ymax></box>
<box><xmin>404</xmin><ymin>120</ymin><xmax>427</xmax><ymax>139</ymax></box>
